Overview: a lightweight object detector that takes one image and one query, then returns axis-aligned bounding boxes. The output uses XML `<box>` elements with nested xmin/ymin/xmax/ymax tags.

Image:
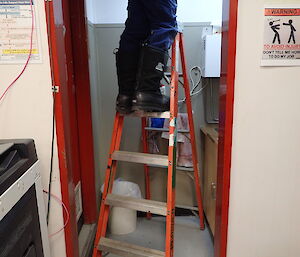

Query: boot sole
<box><xmin>116</xmin><ymin>106</ymin><xmax>134</xmax><ymax>115</ymax></box>
<box><xmin>132</xmin><ymin>103</ymin><xmax>170</xmax><ymax>113</ymax></box>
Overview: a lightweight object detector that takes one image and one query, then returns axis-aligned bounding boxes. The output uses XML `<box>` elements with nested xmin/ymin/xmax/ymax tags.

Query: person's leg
<box><xmin>142</xmin><ymin>0</ymin><xmax>178</xmax><ymax>51</ymax></box>
<box><xmin>132</xmin><ymin>0</ymin><xmax>178</xmax><ymax>112</ymax></box>
<box><xmin>119</xmin><ymin>0</ymin><xmax>151</xmax><ymax>52</ymax></box>
<box><xmin>116</xmin><ymin>0</ymin><xmax>150</xmax><ymax>113</ymax></box>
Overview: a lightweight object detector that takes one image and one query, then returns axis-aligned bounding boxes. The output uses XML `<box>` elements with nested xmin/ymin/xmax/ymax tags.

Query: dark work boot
<box><xmin>132</xmin><ymin>45</ymin><xmax>170</xmax><ymax>112</ymax></box>
<box><xmin>115</xmin><ymin>49</ymin><xmax>139</xmax><ymax>114</ymax></box>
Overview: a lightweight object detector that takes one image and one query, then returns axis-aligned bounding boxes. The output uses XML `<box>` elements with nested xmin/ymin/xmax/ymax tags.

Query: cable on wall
<box><xmin>0</xmin><ymin>0</ymin><xmax>34</xmax><ymax>103</ymax></box>
<box><xmin>45</xmin><ymin>0</ymin><xmax>59</xmax><ymax>225</ymax></box>
<box><xmin>178</xmin><ymin>66</ymin><xmax>209</xmax><ymax>104</ymax></box>
<box><xmin>46</xmin><ymin>93</ymin><xmax>56</xmax><ymax>224</ymax></box>
<box><xmin>43</xmin><ymin>190</ymin><xmax>70</xmax><ymax>237</ymax></box>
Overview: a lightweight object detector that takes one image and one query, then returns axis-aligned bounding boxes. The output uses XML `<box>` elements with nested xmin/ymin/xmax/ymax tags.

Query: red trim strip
<box><xmin>214</xmin><ymin>0</ymin><xmax>239</xmax><ymax>256</ymax></box>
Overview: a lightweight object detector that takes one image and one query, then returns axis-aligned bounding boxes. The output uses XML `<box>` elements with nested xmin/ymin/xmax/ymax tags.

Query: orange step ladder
<box><xmin>93</xmin><ymin>33</ymin><xmax>204</xmax><ymax>257</ymax></box>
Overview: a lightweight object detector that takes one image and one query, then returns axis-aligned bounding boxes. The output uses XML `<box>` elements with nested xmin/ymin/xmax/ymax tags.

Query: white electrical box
<box><xmin>202</xmin><ymin>34</ymin><xmax>222</xmax><ymax>77</ymax></box>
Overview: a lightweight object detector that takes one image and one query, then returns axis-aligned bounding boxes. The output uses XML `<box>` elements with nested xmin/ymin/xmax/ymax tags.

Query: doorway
<box><xmin>86</xmin><ymin>1</ymin><xmax>221</xmax><ymax>256</ymax></box>
<box><xmin>47</xmin><ymin>0</ymin><xmax>238</xmax><ymax>256</ymax></box>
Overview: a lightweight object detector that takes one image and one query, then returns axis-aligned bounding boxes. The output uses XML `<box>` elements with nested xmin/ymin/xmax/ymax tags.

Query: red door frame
<box><xmin>45</xmin><ymin>1</ymin><xmax>79</xmax><ymax>257</ymax></box>
<box><xmin>45</xmin><ymin>0</ymin><xmax>97</xmax><ymax>256</ymax></box>
<box><xmin>45</xmin><ymin>0</ymin><xmax>239</xmax><ymax>256</ymax></box>
<box><xmin>215</xmin><ymin>0</ymin><xmax>239</xmax><ymax>256</ymax></box>
<box><xmin>68</xmin><ymin>0</ymin><xmax>97</xmax><ymax>225</ymax></box>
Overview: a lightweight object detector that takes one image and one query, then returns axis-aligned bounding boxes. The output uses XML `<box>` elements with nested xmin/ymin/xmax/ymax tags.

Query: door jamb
<box><xmin>45</xmin><ymin>0</ymin><xmax>97</xmax><ymax>256</ymax></box>
<box><xmin>46</xmin><ymin>0</ymin><xmax>239</xmax><ymax>255</ymax></box>
<box><xmin>215</xmin><ymin>0</ymin><xmax>239</xmax><ymax>256</ymax></box>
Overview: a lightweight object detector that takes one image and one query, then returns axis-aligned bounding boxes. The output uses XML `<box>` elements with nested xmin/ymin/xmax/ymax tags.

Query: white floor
<box><xmin>107</xmin><ymin>216</ymin><xmax>214</xmax><ymax>257</ymax></box>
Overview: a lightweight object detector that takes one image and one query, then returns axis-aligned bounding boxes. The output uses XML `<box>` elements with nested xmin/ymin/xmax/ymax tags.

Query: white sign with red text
<box><xmin>262</xmin><ymin>6</ymin><xmax>300</xmax><ymax>66</ymax></box>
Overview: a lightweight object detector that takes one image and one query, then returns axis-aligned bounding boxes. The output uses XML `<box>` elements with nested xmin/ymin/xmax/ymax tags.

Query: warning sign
<box><xmin>0</xmin><ymin>0</ymin><xmax>42</xmax><ymax>64</ymax></box>
<box><xmin>262</xmin><ymin>6</ymin><xmax>300</xmax><ymax>66</ymax></box>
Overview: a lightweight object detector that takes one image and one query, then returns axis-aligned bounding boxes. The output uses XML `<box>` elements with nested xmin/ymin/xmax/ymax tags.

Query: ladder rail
<box><xmin>179</xmin><ymin>33</ymin><xmax>205</xmax><ymax>230</ymax></box>
<box><xmin>100</xmin><ymin>115</ymin><xmax>124</xmax><ymax>239</ymax></box>
<box><xmin>165</xmin><ymin>34</ymin><xmax>180</xmax><ymax>257</ymax></box>
<box><xmin>93</xmin><ymin>113</ymin><xmax>124</xmax><ymax>257</ymax></box>
<box><xmin>141</xmin><ymin>117</ymin><xmax>152</xmax><ymax>219</ymax></box>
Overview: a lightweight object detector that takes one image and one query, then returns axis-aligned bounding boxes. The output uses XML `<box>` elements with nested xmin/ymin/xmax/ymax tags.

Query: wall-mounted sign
<box><xmin>262</xmin><ymin>6</ymin><xmax>300</xmax><ymax>66</ymax></box>
<box><xmin>0</xmin><ymin>0</ymin><xmax>42</xmax><ymax>64</ymax></box>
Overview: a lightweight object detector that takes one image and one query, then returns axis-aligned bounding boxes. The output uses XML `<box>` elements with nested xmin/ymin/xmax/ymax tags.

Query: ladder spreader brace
<box><xmin>93</xmin><ymin>33</ymin><xmax>205</xmax><ymax>257</ymax></box>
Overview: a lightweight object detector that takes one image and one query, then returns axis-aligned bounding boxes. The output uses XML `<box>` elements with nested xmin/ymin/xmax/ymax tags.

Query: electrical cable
<box><xmin>189</xmin><ymin>67</ymin><xmax>206</xmax><ymax>96</ymax></box>
<box><xmin>45</xmin><ymin>0</ymin><xmax>58</xmax><ymax>225</ymax></box>
<box><xmin>46</xmin><ymin>94</ymin><xmax>56</xmax><ymax>224</ymax></box>
<box><xmin>0</xmin><ymin>0</ymin><xmax>34</xmax><ymax>103</ymax></box>
<box><xmin>163</xmin><ymin>66</ymin><xmax>208</xmax><ymax>104</ymax></box>
<box><xmin>43</xmin><ymin>190</ymin><xmax>70</xmax><ymax>237</ymax></box>
<box><xmin>178</xmin><ymin>66</ymin><xmax>209</xmax><ymax>104</ymax></box>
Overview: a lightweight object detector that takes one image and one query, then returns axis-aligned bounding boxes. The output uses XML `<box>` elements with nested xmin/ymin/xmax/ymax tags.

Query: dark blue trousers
<box><xmin>119</xmin><ymin>0</ymin><xmax>178</xmax><ymax>52</ymax></box>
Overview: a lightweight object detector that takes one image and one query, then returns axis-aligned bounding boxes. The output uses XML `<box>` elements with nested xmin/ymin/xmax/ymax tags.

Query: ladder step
<box><xmin>177</xmin><ymin>166</ymin><xmax>194</xmax><ymax>172</ymax></box>
<box><xmin>98</xmin><ymin>238</ymin><xmax>165</xmax><ymax>257</ymax></box>
<box><xmin>106</xmin><ymin>194</ymin><xmax>167</xmax><ymax>216</ymax></box>
<box><xmin>176</xmin><ymin>204</ymin><xmax>199</xmax><ymax>211</ymax></box>
<box><xmin>112</xmin><ymin>151</ymin><xmax>168</xmax><ymax>167</ymax></box>
<box><xmin>148</xmin><ymin>164</ymin><xmax>194</xmax><ymax>172</ymax></box>
<box><xmin>144</xmin><ymin>127</ymin><xmax>190</xmax><ymax>133</ymax></box>
<box><xmin>125</xmin><ymin>111</ymin><xmax>170</xmax><ymax>119</ymax></box>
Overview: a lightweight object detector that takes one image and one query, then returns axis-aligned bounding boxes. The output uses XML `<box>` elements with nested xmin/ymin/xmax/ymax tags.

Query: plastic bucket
<box><xmin>109</xmin><ymin>207</ymin><xmax>137</xmax><ymax>235</ymax></box>
<box><xmin>101</xmin><ymin>179</ymin><xmax>142</xmax><ymax>235</ymax></box>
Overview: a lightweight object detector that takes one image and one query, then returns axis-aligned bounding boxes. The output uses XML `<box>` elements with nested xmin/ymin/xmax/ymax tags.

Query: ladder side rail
<box><xmin>107</xmin><ymin>116</ymin><xmax>125</xmax><ymax>196</ymax></box>
<box><xmin>100</xmin><ymin>116</ymin><xmax>125</xmax><ymax>239</ymax></box>
<box><xmin>179</xmin><ymin>33</ymin><xmax>205</xmax><ymax>229</ymax></box>
<box><xmin>93</xmin><ymin>113</ymin><xmax>124</xmax><ymax>257</ymax></box>
<box><xmin>141</xmin><ymin>117</ymin><xmax>152</xmax><ymax>219</ymax></box>
<box><xmin>165</xmin><ymin>34</ymin><xmax>180</xmax><ymax>257</ymax></box>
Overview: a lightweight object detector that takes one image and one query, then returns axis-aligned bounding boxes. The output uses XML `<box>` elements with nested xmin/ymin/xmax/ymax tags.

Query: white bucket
<box><xmin>109</xmin><ymin>207</ymin><xmax>137</xmax><ymax>235</ymax></box>
<box><xmin>101</xmin><ymin>179</ymin><xmax>142</xmax><ymax>235</ymax></box>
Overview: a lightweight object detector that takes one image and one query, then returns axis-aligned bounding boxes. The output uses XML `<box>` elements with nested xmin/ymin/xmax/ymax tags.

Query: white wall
<box><xmin>0</xmin><ymin>1</ymin><xmax>66</xmax><ymax>257</ymax></box>
<box><xmin>228</xmin><ymin>0</ymin><xmax>300</xmax><ymax>257</ymax></box>
<box><xmin>86</xmin><ymin>0</ymin><xmax>222</xmax><ymax>25</ymax></box>
<box><xmin>177</xmin><ymin>0</ymin><xmax>223</xmax><ymax>24</ymax></box>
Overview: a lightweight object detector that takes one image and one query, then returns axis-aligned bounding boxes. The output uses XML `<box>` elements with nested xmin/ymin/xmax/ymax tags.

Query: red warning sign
<box><xmin>265</xmin><ymin>8</ymin><xmax>300</xmax><ymax>16</ymax></box>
